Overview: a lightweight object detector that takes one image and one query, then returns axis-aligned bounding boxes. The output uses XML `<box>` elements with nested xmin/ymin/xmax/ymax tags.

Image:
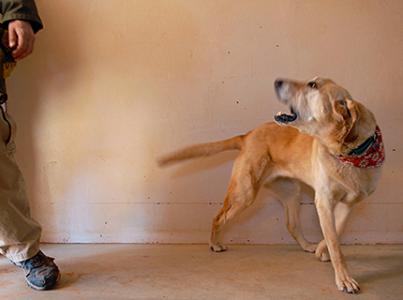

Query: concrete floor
<box><xmin>0</xmin><ymin>244</ymin><xmax>402</xmax><ymax>300</ymax></box>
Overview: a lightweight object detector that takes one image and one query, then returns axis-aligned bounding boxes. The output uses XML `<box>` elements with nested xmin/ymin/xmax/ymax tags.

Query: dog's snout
<box><xmin>274</xmin><ymin>79</ymin><xmax>284</xmax><ymax>89</ymax></box>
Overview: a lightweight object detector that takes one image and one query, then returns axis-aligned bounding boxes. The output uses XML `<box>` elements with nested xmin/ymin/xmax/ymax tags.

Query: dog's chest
<box><xmin>315</xmin><ymin>145</ymin><xmax>382</xmax><ymax>197</ymax></box>
<box><xmin>326</xmin><ymin>156</ymin><xmax>382</xmax><ymax>197</ymax></box>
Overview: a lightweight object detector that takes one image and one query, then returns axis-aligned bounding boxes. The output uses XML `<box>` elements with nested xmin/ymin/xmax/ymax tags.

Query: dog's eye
<box><xmin>307</xmin><ymin>81</ymin><xmax>318</xmax><ymax>89</ymax></box>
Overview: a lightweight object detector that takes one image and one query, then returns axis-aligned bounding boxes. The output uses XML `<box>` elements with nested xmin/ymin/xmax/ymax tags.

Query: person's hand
<box><xmin>7</xmin><ymin>20</ymin><xmax>35</xmax><ymax>60</ymax></box>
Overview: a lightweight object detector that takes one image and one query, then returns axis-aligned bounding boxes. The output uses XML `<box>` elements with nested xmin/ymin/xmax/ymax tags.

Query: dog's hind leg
<box><xmin>209</xmin><ymin>198</ymin><xmax>247</xmax><ymax>252</ymax></box>
<box><xmin>279</xmin><ymin>180</ymin><xmax>316</xmax><ymax>253</ymax></box>
<box><xmin>209</xmin><ymin>154</ymin><xmax>268</xmax><ymax>252</ymax></box>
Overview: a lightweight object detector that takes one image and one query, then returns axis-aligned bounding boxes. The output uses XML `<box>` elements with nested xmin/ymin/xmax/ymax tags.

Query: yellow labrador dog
<box><xmin>159</xmin><ymin>77</ymin><xmax>385</xmax><ymax>293</ymax></box>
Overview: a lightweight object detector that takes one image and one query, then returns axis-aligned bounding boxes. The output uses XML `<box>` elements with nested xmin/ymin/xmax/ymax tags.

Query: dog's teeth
<box><xmin>276</xmin><ymin>112</ymin><xmax>285</xmax><ymax>116</ymax></box>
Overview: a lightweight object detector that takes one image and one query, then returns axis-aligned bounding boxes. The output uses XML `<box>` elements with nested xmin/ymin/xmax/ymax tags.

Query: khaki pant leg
<box><xmin>0</xmin><ymin>106</ymin><xmax>41</xmax><ymax>262</ymax></box>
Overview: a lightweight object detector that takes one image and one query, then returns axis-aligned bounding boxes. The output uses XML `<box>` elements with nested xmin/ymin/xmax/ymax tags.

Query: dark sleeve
<box><xmin>0</xmin><ymin>0</ymin><xmax>43</xmax><ymax>33</ymax></box>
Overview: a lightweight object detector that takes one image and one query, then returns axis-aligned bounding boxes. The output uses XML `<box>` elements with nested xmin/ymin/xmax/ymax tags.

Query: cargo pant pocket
<box><xmin>0</xmin><ymin>106</ymin><xmax>16</xmax><ymax>154</ymax></box>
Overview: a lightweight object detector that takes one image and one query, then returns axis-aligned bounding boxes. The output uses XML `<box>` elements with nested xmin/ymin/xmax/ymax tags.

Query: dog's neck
<box><xmin>331</xmin><ymin>103</ymin><xmax>377</xmax><ymax>156</ymax></box>
<box><xmin>315</xmin><ymin>125</ymin><xmax>376</xmax><ymax>157</ymax></box>
<box><xmin>317</xmin><ymin>124</ymin><xmax>385</xmax><ymax>168</ymax></box>
<box><xmin>338</xmin><ymin>126</ymin><xmax>385</xmax><ymax>168</ymax></box>
<box><xmin>339</xmin><ymin>129</ymin><xmax>376</xmax><ymax>156</ymax></box>
<box><xmin>345</xmin><ymin>133</ymin><xmax>376</xmax><ymax>156</ymax></box>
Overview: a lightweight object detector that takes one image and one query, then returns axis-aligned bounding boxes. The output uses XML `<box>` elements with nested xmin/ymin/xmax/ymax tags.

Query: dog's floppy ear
<box><xmin>342</xmin><ymin>99</ymin><xmax>360</xmax><ymax>143</ymax></box>
<box><xmin>332</xmin><ymin>98</ymin><xmax>360</xmax><ymax>144</ymax></box>
<box><xmin>333</xmin><ymin>98</ymin><xmax>359</xmax><ymax>122</ymax></box>
<box><xmin>334</xmin><ymin>99</ymin><xmax>352</xmax><ymax>120</ymax></box>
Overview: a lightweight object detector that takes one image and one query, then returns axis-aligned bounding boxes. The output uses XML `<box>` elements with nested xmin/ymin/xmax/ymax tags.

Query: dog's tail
<box><xmin>158</xmin><ymin>135</ymin><xmax>244</xmax><ymax>167</ymax></box>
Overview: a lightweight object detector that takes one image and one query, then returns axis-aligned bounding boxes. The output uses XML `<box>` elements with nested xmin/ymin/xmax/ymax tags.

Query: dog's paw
<box><xmin>315</xmin><ymin>247</ymin><xmax>331</xmax><ymax>262</ymax></box>
<box><xmin>336</xmin><ymin>275</ymin><xmax>360</xmax><ymax>294</ymax></box>
<box><xmin>315</xmin><ymin>241</ymin><xmax>331</xmax><ymax>262</ymax></box>
<box><xmin>302</xmin><ymin>243</ymin><xmax>317</xmax><ymax>253</ymax></box>
<box><xmin>209</xmin><ymin>244</ymin><xmax>228</xmax><ymax>252</ymax></box>
<box><xmin>319</xmin><ymin>251</ymin><xmax>331</xmax><ymax>262</ymax></box>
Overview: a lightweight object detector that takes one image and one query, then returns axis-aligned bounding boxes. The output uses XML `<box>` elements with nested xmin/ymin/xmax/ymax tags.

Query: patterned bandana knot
<box><xmin>338</xmin><ymin>126</ymin><xmax>385</xmax><ymax>168</ymax></box>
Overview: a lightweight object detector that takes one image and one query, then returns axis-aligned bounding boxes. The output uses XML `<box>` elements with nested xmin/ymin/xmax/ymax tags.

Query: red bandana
<box><xmin>338</xmin><ymin>126</ymin><xmax>385</xmax><ymax>168</ymax></box>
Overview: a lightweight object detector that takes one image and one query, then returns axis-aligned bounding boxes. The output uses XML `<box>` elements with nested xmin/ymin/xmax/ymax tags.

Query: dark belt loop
<box><xmin>0</xmin><ymin>93</ymin><xmax>7</xmax><ymax>105</ymax></box>
<box><xmin>0</xmin><ymin>78</ymin><xmax>7</xmax><ymax>104</ymax></box>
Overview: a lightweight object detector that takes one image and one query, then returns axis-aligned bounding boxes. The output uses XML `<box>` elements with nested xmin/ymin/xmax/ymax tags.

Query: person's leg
<box><xmin>0</xmin><ymin>107</ymin><xmax>42</xmax><ymax>262</ymax></box>
<box><xmin>0</xmin><ymin>106</ymin><xmax>59</xmax><ymax>290</ymax></box>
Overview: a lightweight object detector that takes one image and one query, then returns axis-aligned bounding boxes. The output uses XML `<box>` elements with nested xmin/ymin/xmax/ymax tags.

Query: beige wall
<box><xmin>7</xmin><ymin>0</ymin><xmax>403</xmax><ymax>244</ymax></box>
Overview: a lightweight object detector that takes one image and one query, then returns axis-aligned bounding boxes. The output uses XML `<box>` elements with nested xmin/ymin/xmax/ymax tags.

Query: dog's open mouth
<box><xmin>274</xmin><ymin>106</ymin><xmax>298</xmax><ymax>124</ymax></box>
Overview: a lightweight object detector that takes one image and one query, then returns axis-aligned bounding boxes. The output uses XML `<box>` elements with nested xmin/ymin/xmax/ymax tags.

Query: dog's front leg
<box><xmin>315</xmin><ymin>201</ymin><xmax>354</xmax><ymax>262</ymax></box>
<box><xmin>315</xmin><ymin>193</ymin><xmax>360</xmax><ymax>294</ymax></box>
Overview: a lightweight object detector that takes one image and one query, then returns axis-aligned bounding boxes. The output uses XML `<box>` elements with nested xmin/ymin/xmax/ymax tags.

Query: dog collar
<box><xmin>338</xmin><ymin>126</ymin><xmax>385</xmax><ymax>168</ymax></box>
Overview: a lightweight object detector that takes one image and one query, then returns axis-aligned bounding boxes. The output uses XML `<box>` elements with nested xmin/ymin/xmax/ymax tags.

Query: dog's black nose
<box><xmin>274</xmin><ymin>79</ymin><xmax>283</xmax><ymax>89</ymax></box>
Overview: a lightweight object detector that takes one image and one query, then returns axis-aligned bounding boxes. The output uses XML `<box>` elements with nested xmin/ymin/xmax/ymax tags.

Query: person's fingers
<box><xmin>16</xmin><ymin>33</ymin><xmax>34</xmax><ymax>60</ymax></box>
<box><xmin>12</xmin><ymin>29</ymin><xmax>29</xmax><ymax>59</ymax></box>
<box><xmin>8</xmin><ymin>27</ymin><xmax>18</xmax><ymax>49</ymax></box>
<box><xmin>25</xmin><ymin>37</ymin><xmax>34</xmax><ymax>57</ymax></box>
<box><xmin>18</xmin><ymin>39</ymin><xmax>34</xmax><ymax>60</ymax></box>
<box><xmin>8</xmin><ymin>21</ymin><xmax>35</xmax><ymax>60</ymax></box>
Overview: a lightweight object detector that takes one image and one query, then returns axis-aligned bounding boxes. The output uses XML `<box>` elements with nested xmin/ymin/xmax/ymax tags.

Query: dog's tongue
<box><xmin>274</xmin><ymin>112</ymin><xmax>297</xmax><ymax>123</ymax></box>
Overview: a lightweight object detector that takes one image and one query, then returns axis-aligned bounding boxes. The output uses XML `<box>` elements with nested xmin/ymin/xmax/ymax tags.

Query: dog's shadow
<box><xmin>56</xmin><ymin>271</ymin><xmax>81</xmax><ymax>289</ymax></box>
<box><xmin>352</xmin><ymin>251</ymin><xmax>403</xmax><ymax>284</ymax></box>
